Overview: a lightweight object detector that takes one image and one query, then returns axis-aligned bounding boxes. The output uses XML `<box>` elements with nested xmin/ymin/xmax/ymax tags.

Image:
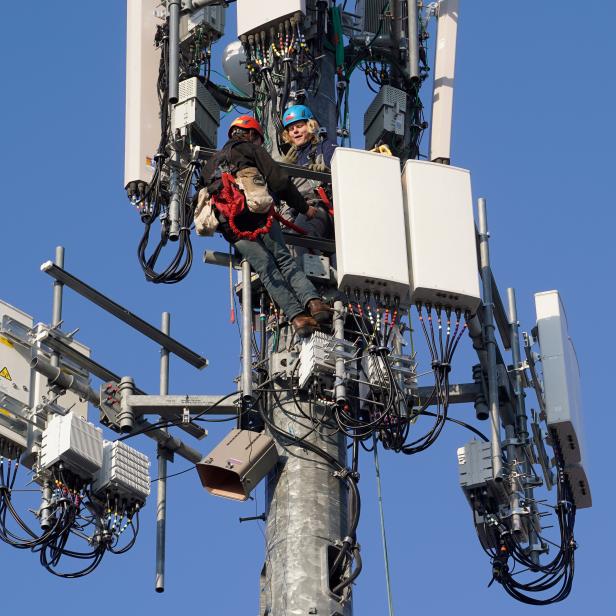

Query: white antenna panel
<box><xmin>331</xmin><ymin>148</ymin><xmax>410</xmax><ymax>304</ymax></box>
<box><xmin>237</xmin><ymin>0</ymin><xmax>306</xmax><ymax>37</ymax></box>
<box><xmin>124</xmin><ymin>0</ymin><xmax>161</xmax><ymax>189</ymax></box>
<box><xmin>402</xmin><ymin>160</ymin><xmax>480</xmax><ymax>313</ymax></box>
<box><xmin>535</xmin><ymin>291</ymin><xmax>586</xmax><ymax>467</ymax></box>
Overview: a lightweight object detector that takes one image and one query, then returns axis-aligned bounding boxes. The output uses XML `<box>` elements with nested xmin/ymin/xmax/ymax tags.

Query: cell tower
<box><xmin>0</xmin><ymin>1</ymin><xmax>590</xmax><ymax>612</ymax></box>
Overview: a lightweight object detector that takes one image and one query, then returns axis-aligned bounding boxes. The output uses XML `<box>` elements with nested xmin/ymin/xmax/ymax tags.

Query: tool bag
<box><xmin>194</xmin><ymin>187</ymin><xmax>219</xmax><ymax>236</ymax></box>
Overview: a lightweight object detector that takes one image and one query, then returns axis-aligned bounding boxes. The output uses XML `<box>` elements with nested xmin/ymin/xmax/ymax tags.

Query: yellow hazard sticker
<box><xmin>0</xmin><ymin>407</ymin><xmax>11</xmax><ymax>417</ymax></box>
<box><xmin>0</xmin><ymin>336</ymin><xmax>14</xmax><ymax>348</ymax></box>
<box><xmin>0</xmin><ymin>366</ymin><xmax>12</xmax><ymax>381</ymax></box>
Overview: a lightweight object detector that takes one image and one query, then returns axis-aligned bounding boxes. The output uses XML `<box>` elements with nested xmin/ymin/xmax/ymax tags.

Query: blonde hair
<box><xmin>281</xmin><ymin>118</ymin><xmax>321</xmax><ymax>145</ymax></box>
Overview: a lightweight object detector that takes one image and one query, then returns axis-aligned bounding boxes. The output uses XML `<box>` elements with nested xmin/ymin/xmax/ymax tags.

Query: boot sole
<box><xmin>294</xmin><ymin>325</ymin><xmax>318</xmax><ymax>338</ymax></box>
<box><xmin>311</xmin><ymin>310</ymin><xmax>330</xmax><ymax>324</ymax></box>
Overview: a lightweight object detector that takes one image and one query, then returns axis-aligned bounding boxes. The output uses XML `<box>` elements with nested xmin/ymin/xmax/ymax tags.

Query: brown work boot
<box><xmin>306</xmin><ymin>298</ymin><xmax>331</xmax><ymax>324</ymax></box>
<box><xmin>291</xmin><ymin>313</ymin><xmax>319</xmax><ymax>338</ymax></box>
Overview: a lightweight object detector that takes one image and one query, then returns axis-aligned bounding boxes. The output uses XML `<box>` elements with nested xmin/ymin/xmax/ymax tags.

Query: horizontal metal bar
<box><xmin>35</xmin><ymin>329</ymin><xmax>205</xmax><ymax>439</ymax></box>
<box><xmin>40</xmin><ymin>262</ymin><xmax>208</xmax><ymax>369</ymax></box>
<box><xmin>203</xmin><ymin>250</ymin><xmax>240</xmax><ymax>268</ymax></box>
<box><xmin>132</xmin><ymin>419</ymin><xmax>203</xmax><ymax>464</ymax></box>
<box><xmin>42</xmin><ymin>330</ymin><xmax>121</xmax><ymax>384</ymax></box>
<box><xmin>415</xmin><ymin>382</ymin><xmax>480</xmax><ymax>405</ymax></box>
<box><xmin>282</xmin><ymin>233</ymin><xmax>336</xmax><ymax>254</ymax></box>
<box><xmin>127</xmin><ymin>394</ymin><xmax>240</xmax><ymax>417</ymax></box>
<box><xmin>196</xmin><ymin>147</ymin><xmax>331</xmax><ymax>183</ymax></box>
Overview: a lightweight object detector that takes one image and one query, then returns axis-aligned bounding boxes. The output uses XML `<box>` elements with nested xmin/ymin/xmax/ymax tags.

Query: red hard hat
<box><xmin>228</xmin><ymin>115</ymin><xmax>264</xmax><ymax>139</ymax></box>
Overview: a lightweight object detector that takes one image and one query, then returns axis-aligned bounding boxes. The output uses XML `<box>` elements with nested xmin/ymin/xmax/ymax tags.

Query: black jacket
<box><xmin>201</xmin><ymin>138</ymin><xmax>309</xmax><ymax>242</ymax></box>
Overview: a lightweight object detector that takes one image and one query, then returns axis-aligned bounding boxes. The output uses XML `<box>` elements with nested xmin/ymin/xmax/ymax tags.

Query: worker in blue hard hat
<box><xmin>281</xmin><ymin>104</ymin><xmax>337</xmax><ymax>170</ymax></box>
<box><xmin>278</xmin><ymin>104</ymin><xmax>337</xmax><ymax>259</ymax></box>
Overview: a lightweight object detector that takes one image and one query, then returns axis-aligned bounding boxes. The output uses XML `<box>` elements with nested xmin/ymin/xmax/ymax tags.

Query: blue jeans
<box><xmin>234</xmin><ymin>220</ymin><xmax>320</xmax><ymax>320</ymax></box>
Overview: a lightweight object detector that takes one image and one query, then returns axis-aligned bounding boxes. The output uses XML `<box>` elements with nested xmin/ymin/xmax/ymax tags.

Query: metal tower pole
<box><xmin>477</xmin><ymin>198</ymin><xmax>503</xmax><ymax>480</ymax></box>
<box><xmin>260</xmin><ymin>29</ymin><xmax>352</xmax><ymax>614</ymax></box>
<box><xmin>50</xmin><ymin>246</ymin><xmax>64</xmax><ymax>368</ymax></box>
<box><xmin>507</xmin><ymin>288</ymin><xmax>541</xmax><ymax>564</ymax></box>
<box><xmin>155</xmin><ymin>312</ymin><xmax>170</xmax><ymax>592</ymax></box>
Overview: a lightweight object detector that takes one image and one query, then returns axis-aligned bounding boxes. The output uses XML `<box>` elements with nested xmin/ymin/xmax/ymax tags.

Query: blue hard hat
<box><xmin>282</xmin><ymin>105</ymin><xmax>314</xmax><ymax>128</ymax></box>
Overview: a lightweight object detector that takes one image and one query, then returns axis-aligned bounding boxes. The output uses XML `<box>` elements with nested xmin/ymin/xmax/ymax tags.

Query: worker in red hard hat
<box><xmin>194</xmin><ymin>115</ymin><xmax>330</xmax><ymax>337</ymax></box>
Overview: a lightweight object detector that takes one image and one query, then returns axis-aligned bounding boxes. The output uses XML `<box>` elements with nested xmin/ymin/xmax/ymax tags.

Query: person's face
<box><xmin>286</xmin><ymin>120</ymin><xmax>311</xmax><ymax>146</ymax></box>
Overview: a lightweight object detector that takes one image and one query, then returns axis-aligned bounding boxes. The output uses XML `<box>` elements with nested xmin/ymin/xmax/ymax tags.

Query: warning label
<box><xmin>0</xmin><ymin>366</ymin><xmax>12</xmax><ymax>381</ymax></box>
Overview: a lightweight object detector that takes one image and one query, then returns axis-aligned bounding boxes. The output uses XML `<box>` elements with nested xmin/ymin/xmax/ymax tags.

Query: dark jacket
<box><xmin>296</xmin><ymin>138</ymin><xmax>337</xmax><ymax>168</ymax></box>
<box><xmin>201</xmin><ymin>138</ymin><xmax>309</xmax><ymax>243</ymax></box>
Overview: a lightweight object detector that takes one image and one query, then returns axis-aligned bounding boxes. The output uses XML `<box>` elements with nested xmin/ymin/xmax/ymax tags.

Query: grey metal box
<box><xmin>363</xmin><ymin>85</ymin><xmax>407</xmax><ymax>150</ymax></box>
<box><xmin>355</xmin><ymin>0</ymin><xmax>393</xmax><ymax>37</ymax></box>
<box><xmin>303</xmin><ymin>254</ymin><xmax>330</xmax><ymax>280</ymax></box>
<box><xmin>197</xmin><ymin>429</ymin><xmax>278</xmax><ymax>501</ymax></box>
<box><xmin>180</xmin><ymin>4</ymin><xmax>225</xmax><ymax>41</ymax></box>
<box><xmin>173</xmin><ymin>78</ymin><xmax>220</xmax><ymax>148</ymax></box>
<box><xmin>458</xmin><ymin>440</ymin><xmax>493</xmax><ymax>491</ymax></box>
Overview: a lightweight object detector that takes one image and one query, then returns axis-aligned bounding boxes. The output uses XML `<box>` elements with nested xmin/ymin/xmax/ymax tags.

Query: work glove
<box><xmin>307</xmin><ymin>162</ymin><xmax>329</xmax><ymax>172</ymax></box>
<box><xmin>280</xmin><ymin>145</ymin><xmax>299</xmax><ymax>164</ymax></box>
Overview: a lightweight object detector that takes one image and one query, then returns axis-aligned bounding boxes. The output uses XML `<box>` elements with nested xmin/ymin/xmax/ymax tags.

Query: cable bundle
<box><xmin>0</xmin><ymin>460</ymin><xmax>140</xmax><ymax>578</ymax></box>
<box><xmin>484</xmin><ymin>444</ymin><xmax>577</xmax><ymax>605</ymax></box>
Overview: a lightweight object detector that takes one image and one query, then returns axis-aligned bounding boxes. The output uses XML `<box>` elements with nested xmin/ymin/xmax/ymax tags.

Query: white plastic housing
<box><xmin>331</xmin><ymin>148</ymin><xmax>410</xmax><ymax>303</ymax></box>
<box><xmin>298</xmin><ymin>332</ymin><xmax>336</xmax><ymax>389</ymax></box>
<box><xmin>535</xmin><ymin>291</ymin><xmax>585</xmax><ymax>467</ymax></box>
<box><xmin>93</xmin><ymin>441</ymin><xmax>151</xmax><ymax>505</ymax></box>
<box><xmin>402</xmin><ymin>160</ymin><xmax>480</xmax><ymax>313</ymax></box>
<box><xmin>124</xmin><ymin>0</ymin><xmax>160</xmax><ymax>188</ymax></box>
<box><xmin>0</xmin><ymin>300</ymin><xmax>34</xmax><ymax>409</ymax></box>
<box><xmin>41</xmin><ymin>412</ymin><xmax>103</xmax><ymax>480</ymax></box>
<box><xmin>237</xmin><ymin>0</ymin><xmax>306</xmax><ymax>37</ymax></box>
<box><xmin>430</xmin><ymin>0</ymin><xmax>459</xmax><ymax>162</ymax></box>
<box><xmin>0</xmin><ymin>302</ymin><xmax>30</xmax><ymax>456</ymax></box>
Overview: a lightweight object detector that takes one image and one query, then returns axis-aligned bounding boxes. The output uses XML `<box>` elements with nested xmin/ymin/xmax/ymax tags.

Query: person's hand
<box><xmin>280</xmin><ymin>145</ymin><xmax>298</xmax><ymax>164</ymax></box>
<box><xmin>305</xmin><ymin>205</ymin><xmax>318</xmax><ymax>219</ymax></box>
<box><xmin>307</xmin><ymin>162</ymin><xmax>328</xmax><ymax>172</ymax></box>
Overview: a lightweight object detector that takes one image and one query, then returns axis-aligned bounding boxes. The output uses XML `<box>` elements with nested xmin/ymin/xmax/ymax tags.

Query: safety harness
<box><xmin>210</xmin><ymin>171</ymin><xmax>274</xmax><ymax>241</ymax></box>
<box><xmin>208</xmin><ymin>141</ymin><xmax>312</xmax><ymax>241</ymax></box>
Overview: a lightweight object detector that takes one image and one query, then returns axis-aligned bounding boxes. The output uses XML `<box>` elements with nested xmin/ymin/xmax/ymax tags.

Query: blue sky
<box><xmin>0</xmin><ymin>2</ymin><xmax>614</xmax><ymax>614</ymax></box>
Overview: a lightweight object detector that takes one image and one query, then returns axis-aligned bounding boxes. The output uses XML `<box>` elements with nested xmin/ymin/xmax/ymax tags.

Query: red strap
<box><xmin>316</xmin><ymin>186</ymin><xmax>334</xmax><ymax>217</ymax></box>
<box><xmin>212</xmin><ymin>172</ymin><xmax>273</xmax><ymax>241</ymax></box>
<box><xmin>272</xmin><ymin>209</ymin><xmax>308</xmax><ymax>235</ymax></box>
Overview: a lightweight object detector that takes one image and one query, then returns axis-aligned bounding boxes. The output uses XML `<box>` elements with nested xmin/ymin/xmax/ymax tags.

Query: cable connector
<box><xmin>333</xmin><ymin>468</ymin><xmax>359</xmax><ymax>482</ymax></box>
